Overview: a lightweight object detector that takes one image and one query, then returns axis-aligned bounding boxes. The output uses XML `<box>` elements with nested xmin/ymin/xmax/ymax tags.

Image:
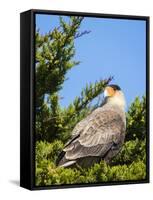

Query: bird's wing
<box><xmin>64</xmin><ymin>108</ymin><xmax>125</xmax><ymax>160</ymax></box>
<box><xmin>63</xmin><ymin>110</ymin><xmax>94</xmax><ymax>147</ymax></box>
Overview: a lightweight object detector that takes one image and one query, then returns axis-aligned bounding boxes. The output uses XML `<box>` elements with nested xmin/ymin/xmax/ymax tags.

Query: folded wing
<box><xmin>57</xmin><ymin>107</ymin><xmax>125</xmax><ymax>167</ymax></box>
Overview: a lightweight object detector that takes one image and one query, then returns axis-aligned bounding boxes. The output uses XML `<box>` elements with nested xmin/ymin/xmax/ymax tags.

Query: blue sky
<box><xmin>36</xmin><ymin>14</ymin><xmax>146</xmax><ymax>109</ymax></box>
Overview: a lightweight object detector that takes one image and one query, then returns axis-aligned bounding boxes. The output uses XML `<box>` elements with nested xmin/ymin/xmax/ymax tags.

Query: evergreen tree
<box><xmin>35</xmin><ymin>16</ymin><xmax>112</xmax><ymax>142</ymax></box>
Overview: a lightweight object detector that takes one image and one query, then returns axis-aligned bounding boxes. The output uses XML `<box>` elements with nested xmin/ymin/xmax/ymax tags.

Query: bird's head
<box><xmin>103</xmin><ymin>84</ymin><xmax>126</xmax><ymax>110</ymax></box>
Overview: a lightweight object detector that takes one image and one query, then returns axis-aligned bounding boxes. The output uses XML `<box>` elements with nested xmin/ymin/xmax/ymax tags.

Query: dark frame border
<box><xmin>20</xmin><ymin>9</ymin><xmax>150</xmax><ymax>190</ymax></box>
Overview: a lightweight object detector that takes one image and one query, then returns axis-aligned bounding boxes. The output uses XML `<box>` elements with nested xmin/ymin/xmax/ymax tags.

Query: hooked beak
<box><xmin>103</xmin><ymin>89</ymin><xmax>109</xmax><ymax>98</ymax></box>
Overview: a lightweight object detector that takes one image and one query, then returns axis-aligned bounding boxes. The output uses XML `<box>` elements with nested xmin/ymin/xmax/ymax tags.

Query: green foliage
<box><xmin>35</xmin><ymin>16</ymin><xmax>147</xmax><ymax>186</ymax></box>
<box><xmin>36</xmin><ymin>140</ymin><xmax>64</xmax><ymax>164</ymax></box>
<box><xmin>36</xmin><ymin>17</ymin><xmax>83</xmax><ymax>102</ymax></box>
<box><xmin>111</xmin><ymin>139</ymin><xmax>146</xmax><ymax>165</ymax></box>
<box><xmin>35</xmin><ymin>97</ymin><xmax>146</xmax><ymax>186</ymax></box>
<box><xmin>35</xmin><ymin>16</ymin><xmax>83</xmax><ymax>141</ymax></box>
<box><xmin>36</xmin><ymin>159</ymin><xmax>146</xmax><ymax>186</ymax></box>
<box><xmin>35</xmin><ymin>16</ymin><xmax>112</xmax><ymax>142</ymax></box>
<box><xmin>126</xmin><ymin>96</ymin><xmax>146</xmax><ymax>141</ymax></box>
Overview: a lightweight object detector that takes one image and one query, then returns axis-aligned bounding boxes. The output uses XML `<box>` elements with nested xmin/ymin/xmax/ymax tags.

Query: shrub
<box><xmin>35</xmin><ymin>159</ymin><xmax>146</xmax><ymax>186</ymax></box>
<box><xmin>35</xmin><ymin>96</ymin><xmax>146</xmax><ymax>186</ymax></box>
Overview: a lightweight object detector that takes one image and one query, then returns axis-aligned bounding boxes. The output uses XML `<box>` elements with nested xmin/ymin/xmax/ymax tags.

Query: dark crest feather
<box><xmin>108</xmin><ymin>84</ymin><xmax>121</xmax><ymax>91</ymax></box>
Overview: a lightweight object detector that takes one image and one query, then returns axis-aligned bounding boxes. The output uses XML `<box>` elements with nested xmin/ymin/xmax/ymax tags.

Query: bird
<box><xmin>57</xmin><ymin>84</ymin><xmax>126</xmax><ymax>168</ymax></box>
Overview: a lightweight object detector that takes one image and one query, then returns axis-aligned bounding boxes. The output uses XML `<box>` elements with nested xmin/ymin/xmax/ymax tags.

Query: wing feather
<box><xmin>63</xmin><ymin>107</ymin><xmax>125</xmax><ymax>161</ymax></box>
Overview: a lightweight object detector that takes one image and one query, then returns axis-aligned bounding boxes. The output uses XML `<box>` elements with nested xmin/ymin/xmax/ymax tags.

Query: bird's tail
<box><xmin>56</xmin><ymin>151</ymin><xmax>76</xmax><ymax>168</ymax></box>
<box><xmin>58</xmin><ymin>160</ymin><xmax>76</xmax><ymax>168</ymax></box>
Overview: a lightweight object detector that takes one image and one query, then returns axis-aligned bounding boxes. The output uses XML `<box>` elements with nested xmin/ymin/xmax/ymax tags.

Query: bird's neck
<box><xmin>104</xmin><ymin>92</ymin><xmax>126</xmax><ymax>111</ymax></box>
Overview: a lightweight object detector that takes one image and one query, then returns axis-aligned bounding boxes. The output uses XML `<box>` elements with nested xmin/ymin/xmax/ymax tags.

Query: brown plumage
<box><xmin>57</xmin><ymin>85</ymin><xmax>126</xmax><ymax>168</ymax></box>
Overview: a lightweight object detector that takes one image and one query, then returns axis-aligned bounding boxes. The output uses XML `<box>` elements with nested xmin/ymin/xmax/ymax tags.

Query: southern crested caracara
<box><xmin>57</xmin><ymin>85</ymin><xmax>126</xmax><ymax>168</ymax></box>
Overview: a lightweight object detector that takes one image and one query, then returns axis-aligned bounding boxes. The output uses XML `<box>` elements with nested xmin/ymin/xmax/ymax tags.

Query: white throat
<box><xmin>105</xmin><ymin>91</ymin><xmax>126</xmax><ymax>111</ymax></box>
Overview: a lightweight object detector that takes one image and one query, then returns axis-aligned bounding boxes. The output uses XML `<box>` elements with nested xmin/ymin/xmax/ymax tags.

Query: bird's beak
<box><xmin>104</xmin><ymin>89</ymin><xmax>109</xmax><ymax>98</ymax></box>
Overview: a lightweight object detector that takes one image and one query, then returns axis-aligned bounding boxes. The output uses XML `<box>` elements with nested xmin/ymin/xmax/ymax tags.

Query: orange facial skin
<box><xmin>105</xmin><ymin>86</ymin><xmax>116</xmax><ymax>97</ymax></box>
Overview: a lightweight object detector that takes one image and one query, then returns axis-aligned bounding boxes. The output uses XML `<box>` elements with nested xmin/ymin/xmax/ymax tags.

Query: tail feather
<box><xmin>56</xmin><ymin>151</ymin><xmax>76</xmax><ymax>168</ymax></box>
<box><xmin>59</xmin><ymin>160</ymin><xmax>76</xmax><ymax>168</ymax></box>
